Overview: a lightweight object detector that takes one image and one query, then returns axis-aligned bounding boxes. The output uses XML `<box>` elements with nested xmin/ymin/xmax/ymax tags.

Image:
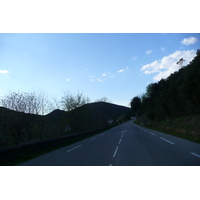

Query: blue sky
<box><xmin>0</xmin><ymin>33</ymin><xmax>199</xmax><ymax>108</ymax></box>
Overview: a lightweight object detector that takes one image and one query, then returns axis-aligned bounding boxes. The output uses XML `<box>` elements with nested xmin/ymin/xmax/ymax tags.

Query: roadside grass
<box><xmin>133</xmin><ymin>121</ymin><xmax>200</xmax><ymax>144</ymax></box>
<box><xmin>10</xmin><ymin>126</ymin><xmax>114</xmax><ymax>166</ymax></box>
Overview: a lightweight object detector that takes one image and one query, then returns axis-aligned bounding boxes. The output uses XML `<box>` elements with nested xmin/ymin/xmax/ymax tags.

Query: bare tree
<box><xmin>0</xmin><ymin>90</ymin><xmax>53</xmax><ymax>145</ymax></box>
<box><xmin>61</xmin><ymin>91</ymin><xmax>90</xmax><ymax>111</ymax></box>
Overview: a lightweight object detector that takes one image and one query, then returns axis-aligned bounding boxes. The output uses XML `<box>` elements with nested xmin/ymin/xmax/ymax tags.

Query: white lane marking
<box><xmin>149</xmin><ymin>132</ymin><xmax>156</xmax><ymax>136</ymax></box>
<box><xmin>113</xmin><ymin>146</ymin><xmax>119</xmax><ymax>158</ymax></box>
<box><xmin>101</xmin><ymin>133</ymin><xmax>104</xmax><ymax>136</ymax></box>
<box><xmin>67</xmin><ymin>145</ymin><xmax>82</xmax><ymax>152</ymax></box>
<box><xmin>91</xmin><ymin>137</ymin><xmax>97</xmax><ymax>141</ymax></box>
<box><xmin>159</xmin><ymin>137</ymin><xmax>174</xmax><ymax>144</ymax></box>
<box><xmin>191</xmin><ymin>152</ymin><xmax>200</xmax><ymax>158</ymax></box>
<box><xmin>118</xmin><ymin>138</ymin><xmax>122</xmax><ymax>145</ymax></box>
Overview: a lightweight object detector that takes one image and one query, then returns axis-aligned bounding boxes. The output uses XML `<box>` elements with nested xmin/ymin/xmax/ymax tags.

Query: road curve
<box><xmin>17</xmin><ymin>121</ymin><xmax>200</xmax><ymax>166</ymax></box>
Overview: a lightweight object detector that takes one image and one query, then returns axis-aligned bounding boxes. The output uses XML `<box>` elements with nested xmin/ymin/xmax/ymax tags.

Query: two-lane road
<box><xmin>18</xmin><ymin>121</ymin><xmax>200</xmax><ymax>166</ymax></box>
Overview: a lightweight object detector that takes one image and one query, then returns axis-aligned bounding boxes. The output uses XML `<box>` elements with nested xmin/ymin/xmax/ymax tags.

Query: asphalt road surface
<box><xmin>18</xmin><ymin>121</ymin><xmax>200</xmax><ymax>166</ymax></box>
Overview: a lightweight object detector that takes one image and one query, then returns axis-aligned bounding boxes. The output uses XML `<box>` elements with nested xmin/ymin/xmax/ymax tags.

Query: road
<box><xmin>17</xmin><ymin>121</ymin><xmax>200</xmax><ymax>166</ymax></box>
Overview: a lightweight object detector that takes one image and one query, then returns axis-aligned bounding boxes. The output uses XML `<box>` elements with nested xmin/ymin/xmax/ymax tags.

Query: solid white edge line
<box><xmin>159</xmin><ymin>137</ymin><xmax>174</xmax><ymax>144</ymax></box>
<box><xmin>191</xmin><ymin>152</ymin><xmax>200</xmax><ymax>158</ymax></box>
<box><xmin>67</xmin><ymin>145</ymin><xmax>82</xmax><ymax>152</ymax></box>
<box><xmin>113</xmin><ymin>146</ymin><xmax>119</xmax><ymax>158</ymax></box>
<box><xmin>91</xmin><ymin>137</ymin><xmax>97</xmax><ymax>141</ymax></box>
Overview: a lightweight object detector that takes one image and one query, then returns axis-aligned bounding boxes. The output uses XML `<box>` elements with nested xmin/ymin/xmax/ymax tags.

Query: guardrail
<box><xmin>0</xmin><ymin>126</ymin><xmax>112</xmax><ymax>166</ymax></box>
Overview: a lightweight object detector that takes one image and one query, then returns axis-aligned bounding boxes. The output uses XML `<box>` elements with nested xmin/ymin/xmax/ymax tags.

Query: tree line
<box><xmin>0</xmin><ymin>90</ymin><xmax>111</xmax><ymax>115</ymax></box>
<box><xmin>0</xmin><ymin>90</ymin><xmax>111</xmax><ymax>147</ymax></box>
<box><xmin>130</xmin><ymin>49</ymin><xmax>200</xmax><ymax>122</ymax></box>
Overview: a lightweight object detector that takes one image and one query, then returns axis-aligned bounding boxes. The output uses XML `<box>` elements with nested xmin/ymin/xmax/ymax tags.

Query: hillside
<box><xmin>45</xmin><ymin>102</ymin><xmax>131</xmax><ymax>132</ymax></box>
<box><xmin>133</xmin><ymin>49</ymin><xmax>200</xmax><ymax>137</ymax></box>
<box><xmin>0</xmin><ymin>102</ymin><xmax>131</xmax><ymax>148</ymax></box>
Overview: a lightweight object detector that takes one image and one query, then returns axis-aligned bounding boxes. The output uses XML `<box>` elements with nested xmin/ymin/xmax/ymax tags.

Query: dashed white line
<box><xmin>91</xmin><ymin>137</ymin><xmax>97</xmax><ymax>141</ymax></box>
<box><xmin>118</xmin><ymin>138</ymin><xmax>122</xmax><ymax>145</ymax></box>
<box><xmin>67</xmin><ymin>145</ymin><xmax>82</xmax><ymax>152</ymax></box>
<box><xmin>113</xmin><ymin>146</ymin><xmax>119</xmax><ymax>158</ymax></box>
<box><xmin>159</xmin><ymin>137</ymin><xmax>174</xmax><ymax>144</ymax></box>
<box><xmin>191</xmin><ymin>152</ymin><xmax>200</xmax><ymax>158</ymax></box>
<box><xmin>149</xmin><ymin>132</ymin><xmax>156</xmax><ymax>136</ymax></box>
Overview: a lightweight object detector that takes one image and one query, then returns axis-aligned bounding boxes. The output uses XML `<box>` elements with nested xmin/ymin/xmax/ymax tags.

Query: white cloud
<box><xmin>90</xmin><ymin>79</ymin><xmax>94</xmax><ymax>81</ymax></box>
<box><xmin>141</xmin><ymin>50</ymin><xmax>196</xmax><ymax>81</ymax></box>
<box><xmin>66</xmin><ymin>78</ymin><xmax>70</xmax><ymax>81</ymax></box>
<box><xmin>117</xmin><ymin>69</ymin><xmax>125</xmax><ymax>73</ymax></box>
<box><xmin>181</xmin><ymin>37</ymin><xmax>198</xmax><ymax>45</ymax></box>
<box><xmin>97</xmin><ymin>78</ymin><xmax>104</xmax><ymax>82</ymax></box>
<box><xmin>117</xmin><ymin>66</ymin><xmax>129</xmax><ymax>73</ymax></box>
<box><xmin>131</xmin><ymin>56</ymin><xmax>137</xmax><ymax>60</ymax></box>
<box><xmin>102</xmin><ymin>72</ymin><xmax>110</xmax><ymax>77</ymax></box>
<box><xmin>146</xmin><ymin>50</ymin><xmax>152</xmax><ymax>55</ymax></box>
<box><xmin>0</xmin><ymin>70</ymin><xmax>10</xmax><ymax>74</ymax></box>
<box><xmin>161</xmin><ymin>47</ymin><xmax>165</xmax><ymax>51</ymax></box>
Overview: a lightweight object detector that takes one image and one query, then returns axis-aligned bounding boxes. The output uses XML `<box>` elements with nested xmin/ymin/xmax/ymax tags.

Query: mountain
<box><xmin>46</xmin><ymin>102</ymin><xmax>131</xmax><ymax>132</ymax></box>
<box><xmin>0</xmin><ymin>102</ymin><xmax>131</xmax><ymax>148</ymax></box>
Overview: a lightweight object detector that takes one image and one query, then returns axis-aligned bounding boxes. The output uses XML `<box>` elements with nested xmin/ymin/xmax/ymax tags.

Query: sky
<box><xmin>1</xmin><ymin>1</ymin><xmax>199</xmax><ymax>197</ymax></box>
<box><xmin>0</xmin><ymin>33</ymin><xmax>199</xmax><ymax>108</ymax></box>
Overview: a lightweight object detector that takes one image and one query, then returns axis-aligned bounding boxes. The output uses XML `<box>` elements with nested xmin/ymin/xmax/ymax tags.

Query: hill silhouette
<box><xmin>46</xmin><ymin>102</ymin><xmax>131</xmax><ymax>132</ymax></box>
<box><xmin>132</xmin><ymin>49</ymin><xmax>200</xmax><ymax>137</ymax></box>
<box><xmin>0</xmin><ymin>102</ymin><xmax>131</xmax><ymax>148</ymax></box>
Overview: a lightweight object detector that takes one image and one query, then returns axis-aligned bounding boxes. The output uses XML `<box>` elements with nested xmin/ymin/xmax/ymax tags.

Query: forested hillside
<box><xmin>0</xmin><ymin>102</ymin><xmax>131</xmax><ymax>148</ymax></box>
<box><xmin>131</xmin><ymin>49</ymin><xmax>200</xmax><ymax>136</ymax></box>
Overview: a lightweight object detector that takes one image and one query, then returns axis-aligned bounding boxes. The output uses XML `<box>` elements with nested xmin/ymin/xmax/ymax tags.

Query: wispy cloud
<box><xmin>0</xmin><ymin>70</ymin><xmax>10</xmax><ymax>74</ymax></box>
<box><xmin>117</xmin><ymin>66</ymin><xmax>129</xmax><ymax>73</ymax></box>
<box><xmin>146</xmin><ymin>50</ymin><xmax>152</xmax><ymax>55</ymax></box>
<box><xmin>181</xmin><ymin>37</ymin><xmax>198</xmax><ymax>45</ymax></box>
<box><xmin>97</xmin><ymin>78</ymin><xmax>104</xmax><ymax>82</ymax></box>
<box><xmin>161</xmin><ymin>47</ymin><xmax>165</xmax><ymax>51</ymax></box>
<box><xmin>141</xmin><ymin>50</ymin><xmax>196</xmax><ymax>81</ymax></box>
<box><xmin>131</xmin><ymin>56</ymin><xmax>137</xmax><ymax>60</ymax></box>
<box><xmin>117</xmin><ymin>69</ymin><xmax>125</xmax><ymax>73</ymax></box>
<box><xmin>102</xmin><ymin>72</ymin><xmax>110</xmax><ymax>77</ymax></box>
<box><xmin>66</xmin><ymin>78</ymin><xmax>70</xmax><ymax>81</ymax></box>
<box><xmin>90</xmin><ymin>79</ymin><xmax>94</xmax><ymax>81</ymax></box>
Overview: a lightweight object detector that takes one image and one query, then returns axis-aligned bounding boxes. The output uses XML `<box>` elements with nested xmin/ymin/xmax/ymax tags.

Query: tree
<box><xmin>0</xmin><ymin>90</ymin><xmax>52</xmax><ymax>145</ymax></box>
<box><xmin>176</xmin><ymin>58</ymin><xmax>185</xmax><ymax>68</ymax></box>
<box><xmin>61</xmin><ymin>91</ymin><xmax>90</xmax><ymax>111</ymax></box>
<box><xmin>0</xmin><ymin>90</ymin><xmax>51</xmax><ymax>115</ymax></box>
<box><xmin>130</xmin><ymin>96</ymin><xmax>141</xmax><ymax>115</ymax></box>
<box><xmin>95</xmin><ymin>97</ymin><xmax>111</xmax><ymax>103</ymax></box>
